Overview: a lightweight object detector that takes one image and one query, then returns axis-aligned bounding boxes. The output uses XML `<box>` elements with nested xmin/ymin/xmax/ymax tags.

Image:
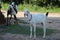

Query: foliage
<box><xmin>2</xmin><ymin>3</ymin><xmax>60</xmax><ymax>12</ymax></box>
<box><xmin>1</xmin><ymin>0</ymin><xmax>60</xmax><ymax>7</ymax></box>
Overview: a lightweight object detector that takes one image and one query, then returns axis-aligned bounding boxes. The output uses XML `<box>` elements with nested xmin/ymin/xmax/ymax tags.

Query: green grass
<box><xmin>2</xmin><ymin>24</ymin><xmax>55</xmax><ymax>36</ymax></box>
<box><xmin>2</xmin><ymin>3</ymin><xmax>9</xmax><ymax>10</ymax></box>
<box><xmin>2</xmin><ymin>3</ymin><xmax>60</xmax><ymax>13</ymax></box>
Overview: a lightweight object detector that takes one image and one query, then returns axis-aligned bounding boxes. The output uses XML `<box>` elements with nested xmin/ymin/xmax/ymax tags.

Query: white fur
<box><xmin>11</xmin><ymin>2</ymin><xmax>18</xmax><ymax>12</ymax></box>
<box><xmin>7</xmin><ymin>4</ymin><xmax>18</xmax><ymax>15</ymax></box>
<box><xmin>24</xmin><ymin>9</ymin><xmax>47</xmax><ymax>39</ymax></box>
<box><xmin>7</xmin><ymin>5</ymin><xmax>16</xmax><ymax>15</ymax></box>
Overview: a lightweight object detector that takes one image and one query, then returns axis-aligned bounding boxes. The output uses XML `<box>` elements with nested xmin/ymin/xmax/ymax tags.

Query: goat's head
<box><xmin>11</xmin><ymin>2</ymin><xmax>15</xmax><ymax>6</ymax></box>
<box><xmin>24</xmin><ymin>9</ymin><xmax>30</xmax><ymax>17</ymax></box>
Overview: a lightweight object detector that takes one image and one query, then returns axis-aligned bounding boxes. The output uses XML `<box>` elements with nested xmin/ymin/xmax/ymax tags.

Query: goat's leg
<box><xmin>43</xmin><ymin>22</ymin><xmax>46</xmax><ymax>38</ymax></box>
<box><xmin>14</xmin><ymin>15</ymin><xmax>17</xmax><ymax>21</ymax></box>
<box><xmin>30</xmin><ymin>24</ymin><xmax>33</xmax><ymax>38</ymax></box>
<box><xmin>33</xmin><ymin>24</ymin><xmax>36</xmax><ymax>39</ymax></box>
<box><xmin>10</xmin><ymin>14</ymin><xmax>12</xmax><ymax>20</ymax></box>
<box><xmin>7</xmin><ymin>14</ymin><xmax>9</xmax><ymax>25</ymax></box>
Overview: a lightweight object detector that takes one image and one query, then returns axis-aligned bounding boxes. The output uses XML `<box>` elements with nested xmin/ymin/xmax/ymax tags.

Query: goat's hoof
<box><xmin>43</xmin><ymin>36</ymin><xmax>46</xmax><ymax>39</ymax></box>
<box><xmin>33</xmin><ymin>37</ymin><xmax>36</xmax><ymax>40</ymax></box>
<box><xmin>30</xmin><ymin>36</ymin><xmax>32</xmax><ymax>39</ymax></box>
<box><xmin>33</xmin><ymin>38</ymin><xmax>36</xmax><ymax>40</ymax></box>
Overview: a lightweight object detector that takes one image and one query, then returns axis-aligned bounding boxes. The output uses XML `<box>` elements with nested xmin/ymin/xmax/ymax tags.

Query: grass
<box><xmin>2</xmin><ymin>3</ymin><xmax>9</xmax><ymax>10</ymax></box>
<box><xmin>2</xmin><ymin>3</ymin><xmax>60</xmax><ymax>13</ymax></box>
<box><xmin>2</xmin><ymin>24</ymin><xmax>55</xmax><ymax>36</ymax></box>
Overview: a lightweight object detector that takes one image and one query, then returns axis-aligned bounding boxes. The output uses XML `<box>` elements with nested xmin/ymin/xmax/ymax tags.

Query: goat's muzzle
<box><xmin>24</xmin><ymin>14</ymin><xmax>28</xmax><ymax>17</ymax></box>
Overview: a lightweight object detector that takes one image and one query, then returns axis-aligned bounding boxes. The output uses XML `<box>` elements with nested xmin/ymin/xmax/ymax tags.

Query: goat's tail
<box><xmin>46</xmin><ymin>12</ymin><xmax>49</xmax><ymax>16</ymax></box>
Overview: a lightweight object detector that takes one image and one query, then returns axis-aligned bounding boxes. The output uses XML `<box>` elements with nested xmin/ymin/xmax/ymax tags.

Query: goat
<box><xmin>7</xmin><ymin>2</ymin><xmax>18</xmax><ymax>25</ymax></box>
<box><xmin>24</xmin><ymin>9</ymin><xmax>48</xmax><ymax>39</ymax></box>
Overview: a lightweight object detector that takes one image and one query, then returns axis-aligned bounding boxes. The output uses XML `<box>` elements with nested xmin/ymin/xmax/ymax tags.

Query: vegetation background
<box><xmin>0</xmin><ymin>0</ymin><xmax>60</xmax><ymax>12</ymax></box>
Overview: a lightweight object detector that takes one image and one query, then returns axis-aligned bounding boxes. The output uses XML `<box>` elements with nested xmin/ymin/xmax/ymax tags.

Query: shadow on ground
<box><xmin>0</xmin><ymin>17</ymin><xmax>60</xmax><ymax>40</ymax></box>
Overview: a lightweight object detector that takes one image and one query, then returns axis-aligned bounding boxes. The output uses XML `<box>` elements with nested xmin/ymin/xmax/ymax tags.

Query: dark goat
<box><xmin>0</xmin><ymin>10</ymin><xmax>6</xmax><ymax>24</ymax></box>
<box><xmin>7</xmin><ymin>3</ymin><xmax>18</xmax><ymax>25</ymax></box>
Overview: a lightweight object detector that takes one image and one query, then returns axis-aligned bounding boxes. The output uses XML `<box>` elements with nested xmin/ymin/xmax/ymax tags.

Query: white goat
<box><xmin>24</xmin><ymin>9</ymin><xmax>48</xmax><ymax>39</ymax></box>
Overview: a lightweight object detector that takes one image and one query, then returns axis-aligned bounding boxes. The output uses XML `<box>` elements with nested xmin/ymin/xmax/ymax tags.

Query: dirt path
<box><xmin>1</xmin><ymin>10</ymin><xmax>60</xmax><ymax>17</ymax></box>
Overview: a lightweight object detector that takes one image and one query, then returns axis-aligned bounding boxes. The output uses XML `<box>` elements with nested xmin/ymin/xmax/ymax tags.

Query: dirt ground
<box><xmin>0</xmin><ymin>11</ymin><xmax>60</xmax><ymax>40</ymax></box>
<box><xmin>2</xmin><ymin>11</ymin><xmax>60</xmax><ymax>29</ymax></box>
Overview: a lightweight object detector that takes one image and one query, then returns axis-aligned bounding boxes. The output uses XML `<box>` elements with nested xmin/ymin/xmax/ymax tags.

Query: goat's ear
<box><xmin>46</xmin><ymin>12</ymin><xmax>49</xmax><ymax>16</ymax></box>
